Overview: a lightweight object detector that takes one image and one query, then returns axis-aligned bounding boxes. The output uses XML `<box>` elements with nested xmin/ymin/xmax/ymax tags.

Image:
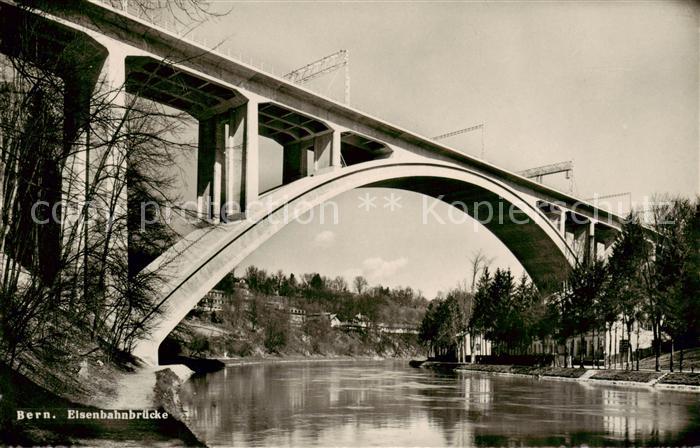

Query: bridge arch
<box><xmin>133</xmin><ymin>159</ymin><xmax>576</xmax><ymax>364</ymax></box>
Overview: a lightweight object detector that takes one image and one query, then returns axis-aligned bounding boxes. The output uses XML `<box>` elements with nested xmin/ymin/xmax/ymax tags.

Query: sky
<box><xmin>173</xmin><ymin>0</ymin><xmax>699</xmax><ymax>299</ymax></box>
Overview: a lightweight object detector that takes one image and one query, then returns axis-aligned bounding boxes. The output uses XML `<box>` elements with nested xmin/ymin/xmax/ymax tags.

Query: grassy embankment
<box><xmin>638</xmin><ymin>347</ymin><xmax>700</xmax><ymax>371</ymax></box>
<box><xmin>588</xmin><ymin>370</ymin><xmax>662</xmax><ymax>382</ymax></box>
<box><xmin>457</xmin><ymin>364</ymin><xmax>588</xmax><ymax>378</ymax></box>
<box><xmin>419</xmin><ymin>348</ymin><xmax>700</xmax><ymax>386</ymax></box>
<box><xmin>450</xmin><ymin>360</ymin><xmax>700</xmax><ymax>386</ymax></box>
<box><xmin>659</xmin><ymin>372</ymin><xmax>700</xmax><ymax>386</ymax></box>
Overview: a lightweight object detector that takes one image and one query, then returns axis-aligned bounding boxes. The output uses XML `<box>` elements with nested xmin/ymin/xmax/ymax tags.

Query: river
<box><xmin>179</xmin><ymin>360</ymin><xmax>700</xmax><ymax>447</ymax></box>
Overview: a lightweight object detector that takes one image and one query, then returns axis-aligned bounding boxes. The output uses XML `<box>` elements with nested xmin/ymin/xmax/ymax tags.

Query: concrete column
<box><xmin>571</xmin><ymin>218</ymin><xmax>589</xmax><ymax>262</ymax></box>
<box><xmin>198</xmin><ymin>102</ymin><xmax>253</xmax><ymax>220</ymax></box>
<box><xmin>62</xmin><ymin>77</ymin><xmax>92</xmax><ymax>256</ymax></box>
<box><xmin>313</xmin><ymin>131</ymin><xmax>333</xmax><ymax>174</ymax></box>
<box><xmin>99</xmin><ymin>48</ymin><xmax>127</xmax><ymax>251</ymax></box>
<box><xmin>212</xmin><ymin>162</ymin><xmax>221</xmax><ymax>223</ymax></box>
<box><xmin>331</xmin><ymin>129</ymin><xmax>342</xmax><ymax>169</ymax></box>
<box><xmin>558</xmin><ymin>208</ymin><xmax>566</xmax><ymax>235</ymax></box>
<box><xmin>212</xmin><ymin>120</ymin><xmax>226</xmax><ymax>222</ymax></box>
<box><xmin>283</xmin><ymin>141</ymin><xmax>305</xmax><ymax>184</ymax></box>
<box><xmin>224</xmin><ymin>122</ymin><xmax>233</xmax><ymax>208</ymax></box>
<box><xmin>244</xmin><ymin>99</ymin><xmax>259</xmax><ymax>210</ymax></box>
<box><xmin>196</xmin><ymin>117</ymin><xmax>216</xmax><ymax>219</ymax></box>
<box><xmin>226</xmin><ymin>107</ymin><xmax>246</xmax><ymax>218</ymax></box>
<box><xmin>74</xmin><ymin>46</ymin><xmax>129</xmax><ymax>318</ymax></box>
<box><xmin>587</xmin><ymin>221</ymin><xmax>596</xmax><ymax>263</ymax></box>
<box><xmin>103</xmin><ymin>51</ymin><xmax>126</xmax><ymax>110</ymax></box>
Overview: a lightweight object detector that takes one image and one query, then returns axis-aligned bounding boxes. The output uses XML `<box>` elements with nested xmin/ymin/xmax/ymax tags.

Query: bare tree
<box><xmin>465</xmin><ymin>250</ymin><xmax>493</xmax><ymax>362</ymax></box>
<box><xmin>468</xmin><ymin>250</ymin><xmax>494</xmax><ymax>293</ymax></box>
<box><xmin>330</xmin><ymin>276</ymin><xmax>349</xmax><ymax>293</ymax></box>
<box><xmin>353</xmin><ymin>275</ymin><xmax>368</xmax><ymax>295</ymax></box>
<box><xmin>0</xmin><ymin>8</ymin><xmax>197</xmax><ymax>371</ymax></box>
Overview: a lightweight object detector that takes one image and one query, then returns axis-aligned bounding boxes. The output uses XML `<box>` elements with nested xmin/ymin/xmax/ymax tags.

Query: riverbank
<box><xmin>413</xmin><ymin>360</ymin><xmax>700</xmax><ymax>392</ymax></box>
<box><xmin>216</xmin><ymin>354</ymin><xmax>398</xmax><ymax>365</ymax></box>
<box><xmin>0</xmin><ymin>361</ymin><xmax>204</xmax><ymax>446</ymax></box>
<box><xmin>174</xmin><ymin>315</ymin><xmax>423</xmax><ymax>362</ymax></box>
<box><xmin>163</xmin><ymin>353</ymin><xmax>406</xmax><ymax>374</ymax></box>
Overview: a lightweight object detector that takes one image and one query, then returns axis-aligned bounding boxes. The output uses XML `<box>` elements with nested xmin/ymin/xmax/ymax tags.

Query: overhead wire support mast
<box><xmin>432</xmin><ymin>124</ymin><xmax>483</xmax><ymax>141</ymax></box>
<box><xmin>517</xmin><ymin>161</ymin><xmax>573</xmax><ymax>182</ymax></box>
<box><xmin>432</xmin><ymin>123</ymin><xmax>485</xmax><ymax>158</ymax></box>
<box><xmin>283</xmin><ymin>50</ymin><xmax>350</xmax><ymax>105</ymax></box>
<box><xmin>517</xmin><ymin>160</ymin><xmax>574</xmax><ymax>193</ymax></box>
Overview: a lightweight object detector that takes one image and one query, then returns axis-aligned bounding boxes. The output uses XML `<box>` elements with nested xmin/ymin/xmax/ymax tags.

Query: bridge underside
<box><xmin>368</xmin><ymin>177</ymin><xmax>571</xmax><ymax>291</ymax></box>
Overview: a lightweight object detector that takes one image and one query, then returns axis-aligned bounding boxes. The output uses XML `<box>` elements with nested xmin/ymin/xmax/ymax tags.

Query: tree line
<box><xmin>419</xmin><ymin>198</ymin><xmax>699</xmax><ymax>371</ymax></box>
<box><xmin>214</xmin><ymin>265</ymin><xmax>430</xmax><ymax>329</ymax></box>
<box><xmin>0</xmin><ymin>2</ymin><xmax>207</xmax><ymax>373</ymax></box>
<box><xmin>176</xmin><ymin>266</ymin><xmax>430</xmax><ymax>358</ymax></box>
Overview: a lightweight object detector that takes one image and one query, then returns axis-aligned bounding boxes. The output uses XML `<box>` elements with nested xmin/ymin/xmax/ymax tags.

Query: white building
<box><xmin>455</xmin><ymin>332</ymin><xmax>492</xmax><ymax>363</ymax></box>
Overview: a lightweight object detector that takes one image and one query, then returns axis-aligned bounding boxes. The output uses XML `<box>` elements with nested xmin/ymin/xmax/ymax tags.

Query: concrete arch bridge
<box><xmin>0</xmin><ymin>1</ymin><xmax>625</xmax><ymax>364</ymax></box>
<box><xmin>135</xmin><ymin>158</ymin><xmax>622</xmax><ymax>363</ymax></box>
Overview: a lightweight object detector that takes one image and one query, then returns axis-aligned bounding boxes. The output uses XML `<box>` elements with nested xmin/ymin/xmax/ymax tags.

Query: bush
<box><xmin>264</xmin><ymin>327</ymin><xmax>286</xmax><ymax>353</ymax></box>
<box><xmin>264</xmin><ymin>314</ymin><xmax>288</xmax><ymax>354</ymax></box>
<box><xmin>303</xmin><ymin>318</ymin><xmax>331</xmax><ymax>353</ymax></box>
<box><xmin>188</xmin><ymin>335</ymin><xmax>210</xmax><ymax>357</ymax></box>
<box><xmin>226</xmin><ymin>339</ymin><xmax>253</xmax><ymax>357</ymax></box>
<box><xmin>186</xmin><ymin>309</ymin><xmax>202</xmax><ymax>319</ymax></box>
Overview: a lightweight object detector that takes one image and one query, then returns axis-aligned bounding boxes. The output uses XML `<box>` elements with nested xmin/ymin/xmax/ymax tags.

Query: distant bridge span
<box><xmin>0</xmin><ymin>1</ymin><xmax>626</xmax><ymax>364</ymax></box>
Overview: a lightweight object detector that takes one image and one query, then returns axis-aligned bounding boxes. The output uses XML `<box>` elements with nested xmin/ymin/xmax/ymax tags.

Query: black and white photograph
<box><xmin>0</xmin><ymin>0</ymin><xmax>698</xmax><ymax>446</ymax></box>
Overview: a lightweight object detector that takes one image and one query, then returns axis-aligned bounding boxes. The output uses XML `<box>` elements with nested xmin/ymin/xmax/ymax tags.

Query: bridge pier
<box><xmin>587</xmin><ymin>221</ymin><xmax>597</xmax><ymax>262</ymax></box>
<box><xmin>282</xmin><ymin>140</ymin><xmax>308</xmax><ymax>183</ymax></box>
<box><xmin>539</xmin><ymin>198</ymin><xmax>624</xmax><ymax>268</ymax></box>
<box><xmin>282</xmin><ymin>128</ymin><xmax>342</xmax><ymax>182</ymax></box>
<box><xmin>558</xmin><ymin>208</ymin><xmax>566</xmax><ymax>235</ymax></box>
<box><xmin>539</xmin><ymin>201</ymin><xmax>602</xmax><ymax>265</ymax></box>
<box><xmin>197</xmin><ymin>100</ymin><xmax>259</xmax><ymax>222</ymax></box>
<box><xmin>593</xmin><ymin>222</ymin><xmax>618</xmax><ymax>260</ymax></box>
<box><xmin>99</xmin><ymin>46</ymin><xmax>129</xmax><ymax>257</ymax></box>
<box><xmin>312</xmin><ymin>131</ymin><xmax>333</xmax><ymax>174</ymax></box>
<box><xmin>567</xmin><ymin>217</ymin><xmax>593</xmax><ymax>263</ymax></box>
<box><xmin>313</xmin><ymin>129</ymin><xmax>343</xmax><ymax>174</ymax></box>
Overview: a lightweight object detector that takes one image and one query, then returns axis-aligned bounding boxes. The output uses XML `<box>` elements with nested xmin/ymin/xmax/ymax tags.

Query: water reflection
<box><xmin>179</xmin><ymin>361</ymin><xmax>700</xmax><ymax>447</ymax></box>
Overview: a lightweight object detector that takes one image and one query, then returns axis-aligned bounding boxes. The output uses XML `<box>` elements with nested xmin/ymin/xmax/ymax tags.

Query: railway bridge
<box><xmin>0</xmin><ymin>0</ymin><xmax>625</xmax><ymax>364</ymax></box>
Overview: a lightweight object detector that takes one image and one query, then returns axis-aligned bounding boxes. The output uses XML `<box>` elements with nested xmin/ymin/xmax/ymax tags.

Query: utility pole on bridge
<box><xmin>284</xmin><ymin>50</ymin><xmax>350</xmax><ymax>105</ymax></box>
<box><xmin>517</xmin><ymin>161</ymin><xmax>575</xmax><ymax>193</ymax></box>
<box><xmin>432</xmin><ymin>123</ymin><xmax>485</xmax><ymax>159</ymax></box>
